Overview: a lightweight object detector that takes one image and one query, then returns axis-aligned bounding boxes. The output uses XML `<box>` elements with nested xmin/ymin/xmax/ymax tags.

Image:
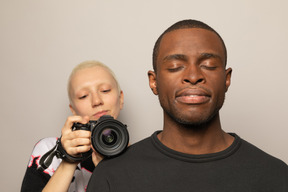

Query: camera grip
<box><xmin>72</xmin><ymin>122</ymin><xmax>91</xmax><ymax>131</ymax></box>
<box><xmin>56</xmin><ymin>137</ymin><xmax>92</xmax><ymax>163</ymax></box>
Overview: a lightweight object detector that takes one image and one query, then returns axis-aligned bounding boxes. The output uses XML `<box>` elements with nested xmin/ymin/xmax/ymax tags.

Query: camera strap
<box><xmin>37</xmin><ymin>139</ymin><xmax>60</xmax><ymax>171</ymax></box>
<box><xmin>38</xmin><ymin>137</ymin><xmax>92</xmax><ymax>171</ymax></box>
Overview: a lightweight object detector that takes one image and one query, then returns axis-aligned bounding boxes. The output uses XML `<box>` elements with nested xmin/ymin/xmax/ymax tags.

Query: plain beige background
<box><xmin>1</xmin><ymin>0</ymin><xmax>287</xmax><ymax>191</ymax></box>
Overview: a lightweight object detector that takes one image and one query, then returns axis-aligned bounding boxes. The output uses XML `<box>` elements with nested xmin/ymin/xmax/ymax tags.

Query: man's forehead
<box><xmin>158</xmin><ymin>28</ymin><xmax>225</xmax><ymax>63</ymax></box>
<box><xmin>161</xmin><ymin>28</ymin><xmax>220</xmax><ymax>43</ymax></box>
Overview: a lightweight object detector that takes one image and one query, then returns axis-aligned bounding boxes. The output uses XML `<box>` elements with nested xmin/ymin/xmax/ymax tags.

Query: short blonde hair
<box><xmin>67</xmin><ymin>60</ymin><xmax>121</xmax><ymax>103</ymax></box>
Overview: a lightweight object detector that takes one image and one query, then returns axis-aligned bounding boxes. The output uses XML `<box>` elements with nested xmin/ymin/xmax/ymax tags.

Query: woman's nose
<box><xmin>91</xmin><ymin>93</ymin><xmax>103</xmax><ymax>107</ymax></box>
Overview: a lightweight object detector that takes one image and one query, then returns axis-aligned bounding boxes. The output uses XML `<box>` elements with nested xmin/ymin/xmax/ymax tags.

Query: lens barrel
<box><xmin>90</xmin><ymin>115</ymin><xmax>129</xmax><ymax>157</ymax></box>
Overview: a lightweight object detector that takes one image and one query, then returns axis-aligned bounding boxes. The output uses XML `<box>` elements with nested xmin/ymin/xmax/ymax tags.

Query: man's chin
<box><xmin>171</xmin><ymin>113</ymin><xmax>217</xmax><ymax>129</ymax></box>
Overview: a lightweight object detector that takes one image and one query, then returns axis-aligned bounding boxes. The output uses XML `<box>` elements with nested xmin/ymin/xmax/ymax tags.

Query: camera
<box><xmin>37</xmin><ymin>115</ymin><xmax>128</xmax><ymax>170</ymax></box>
<box><xmin>72</xmin><ymin>115</ymin><xmax>129</xmax><ymax>158</ymax></box>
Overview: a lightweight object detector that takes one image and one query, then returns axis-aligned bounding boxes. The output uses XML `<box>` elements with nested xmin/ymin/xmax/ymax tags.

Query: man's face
<box><xmin>149</xmin><ymin>28</ymin><xmax>232</xmax><ymax>126</ymax></box>
<box><xmin>69</xmin><ymin>66</ymin><xmax>124</xmax><ymax>120</ymax></box>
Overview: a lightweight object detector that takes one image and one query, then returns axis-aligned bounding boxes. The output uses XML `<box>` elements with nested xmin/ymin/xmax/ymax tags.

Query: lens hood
<box><xmin>90</xmin><ymin>115</ymin><xmax>129</xmax><ymax>158</ymax></box>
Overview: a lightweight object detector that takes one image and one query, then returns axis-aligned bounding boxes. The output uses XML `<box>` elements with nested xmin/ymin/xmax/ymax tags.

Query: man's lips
<box><xmin>176</xmin><ymin>88</ymin><xmax>210</xmax><ymax>104</ymax></box>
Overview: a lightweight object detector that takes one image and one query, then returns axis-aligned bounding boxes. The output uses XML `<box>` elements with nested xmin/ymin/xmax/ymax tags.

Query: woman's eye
<box><xmin>102</xmin><ymin>89</ymin><xmax>111</xmax><ymax>93</ymax></box>
<box><xmin>79</xmin><ymin>95</ymin><xmax>87</xmax><ymax>99</ymax></box>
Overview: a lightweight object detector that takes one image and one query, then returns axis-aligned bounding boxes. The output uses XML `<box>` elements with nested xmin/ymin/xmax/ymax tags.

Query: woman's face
<box><xmin>69</xmin><ymin>66</ymin><xmax>124</xmax><ymax>120</ymax></box>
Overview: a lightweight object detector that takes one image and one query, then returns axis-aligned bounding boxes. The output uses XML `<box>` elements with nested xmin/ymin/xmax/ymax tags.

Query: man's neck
<box><xmin>158</xmin><ymin>114</ymin><xmax>234</xmax><ymax>155</ymax></box>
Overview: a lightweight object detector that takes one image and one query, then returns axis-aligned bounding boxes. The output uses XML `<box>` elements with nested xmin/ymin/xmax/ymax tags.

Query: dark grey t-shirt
<box><xmin>87</xmin><ymin>131</ymin><xmax>288</xmax><ymax>192</ymax></box>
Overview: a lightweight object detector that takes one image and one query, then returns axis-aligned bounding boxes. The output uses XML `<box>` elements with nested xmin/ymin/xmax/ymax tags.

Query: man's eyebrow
<box><xmin>200</xmin><ymin>52</ymin><xmax>223</xmax><ymax>63</ymax></box>
<box><xmin>162</xmin><ymin>54</ymin><xmax>188</xmax><ymax>62</ymax></box>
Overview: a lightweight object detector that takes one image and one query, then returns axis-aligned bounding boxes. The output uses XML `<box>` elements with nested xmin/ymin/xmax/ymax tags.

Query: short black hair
<box><xmin>152</xmin><ymin>19</ymin><xmax>227</xmax><ymax>72</ymax></box>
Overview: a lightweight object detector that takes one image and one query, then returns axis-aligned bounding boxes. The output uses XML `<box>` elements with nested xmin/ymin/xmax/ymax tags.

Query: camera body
<box><xmin>72</xmin><ymin>115</ymin><xmax>129</xmax><ymax>158</ymax></box>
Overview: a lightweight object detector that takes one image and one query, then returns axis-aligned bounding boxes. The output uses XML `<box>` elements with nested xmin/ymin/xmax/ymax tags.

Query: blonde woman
<box><xmin>21</xmin><ymin>60</ymin><xmax>124</xmax><ymax>192</ymax></box>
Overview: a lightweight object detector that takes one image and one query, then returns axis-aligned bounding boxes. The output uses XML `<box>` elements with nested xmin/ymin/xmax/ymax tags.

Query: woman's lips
<box><xmin>176</xmin><ymin>89</ymin><xmax>210</xmax><ymax>104</ymax></box>
<box><xmin>92</xmin><ymin>110</ymin><xmax>108</xmax><ymax>119</ymax></box>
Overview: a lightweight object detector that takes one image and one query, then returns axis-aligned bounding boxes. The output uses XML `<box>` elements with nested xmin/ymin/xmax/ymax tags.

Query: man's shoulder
<box><xmin>115</xmin><ymin>135</ymin><xmax>152</xmax><ymax>156</ymax></box>
<box><xmin>239</xmin><ymin>136</ymin><xmax>287</xmax><ymax>169</ymax></box>
<box><xmin>96</xmin><ymin>136</ymin><xmax>153</xmax><ymax>169</ymax></box>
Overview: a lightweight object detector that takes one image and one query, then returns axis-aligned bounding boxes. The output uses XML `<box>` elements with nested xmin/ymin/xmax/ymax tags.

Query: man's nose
<box><xmin>182</xmin><ymin>64</ymin><xmax>205</xmax><ymax>85</ymax></box>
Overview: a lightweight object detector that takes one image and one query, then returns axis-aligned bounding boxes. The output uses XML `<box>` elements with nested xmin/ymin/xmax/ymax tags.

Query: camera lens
<box><xmin>101</xmin><ymin>128</ymin><xmax>118</xmax><ymax>145</ymax></box>
<box><xmin>91</xmin><ymin>116</ymin><xmax>129</xmax><ymax>158</ymax></box>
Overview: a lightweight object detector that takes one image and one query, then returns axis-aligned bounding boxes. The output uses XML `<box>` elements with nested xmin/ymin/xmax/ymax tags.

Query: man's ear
<box><xmin>69</xmin><ymin>104</ymin><xmax>77</xmax><ymax>115</ymax></box>
<box><xmin>225</xmin><ymin>67</ymin><xmax>232</xmax><ymax>92</ymax></box>
<box><xmin>148</xmin><ymin>70</ymin><xmax>158</xmax><ymax>95</ymax></box>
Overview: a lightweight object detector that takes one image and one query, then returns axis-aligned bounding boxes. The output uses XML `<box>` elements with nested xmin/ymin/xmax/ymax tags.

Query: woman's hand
<box><xmin>91</xmin><ymin>150</ymin><xmax>104</xmax><ymax>166</ymax></box>
<box><xmin>61</xmin><ymin>116</ymin><xmax>92</xmax><ymax>157</ymax></box>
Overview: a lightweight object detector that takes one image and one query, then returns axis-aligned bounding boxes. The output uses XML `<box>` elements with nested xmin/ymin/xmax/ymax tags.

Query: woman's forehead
<box><xmin>71</xmin><ymin>67</ymin><xmax>116</xmax><ymax>88</ymax></box>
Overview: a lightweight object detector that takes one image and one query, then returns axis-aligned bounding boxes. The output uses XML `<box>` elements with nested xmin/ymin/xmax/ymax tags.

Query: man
<box><xmin>86</xmin><ymin>20</ymin><xmax>288</xmax><ymax>192</ymax></box>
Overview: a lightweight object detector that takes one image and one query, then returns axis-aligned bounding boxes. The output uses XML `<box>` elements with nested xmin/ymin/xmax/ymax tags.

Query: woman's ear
<box><xmin>148</xmin><ymin>70</ymin><xmax>158</xmax><ymax>95</ymax></box>
<box><xmin>119</xmin><ymin>90</ymin><xmax>124</xmax><ymax>110</ymax></box>
<box><xmin>69</xmin><ymin>104</ymin><xmax>77</xmax><ymax>115</ymax></box>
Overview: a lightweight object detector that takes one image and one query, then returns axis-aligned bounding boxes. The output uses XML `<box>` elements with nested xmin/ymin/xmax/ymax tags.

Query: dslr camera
<box><xmin>38</xmin><ymin>115</ymin><xmax>129</xmax><ymax>170</ymax></box>
<box><xmin>72</xmin><ymin>115</ymin><xmax>129</xmax><ymax>158</ymax></box>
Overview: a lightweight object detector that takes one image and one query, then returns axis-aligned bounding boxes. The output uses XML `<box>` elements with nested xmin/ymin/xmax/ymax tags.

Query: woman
<box><xmin>21</xmin><ymin>60</ymin><xmax>124</xmax><ymax>191</ymax></box>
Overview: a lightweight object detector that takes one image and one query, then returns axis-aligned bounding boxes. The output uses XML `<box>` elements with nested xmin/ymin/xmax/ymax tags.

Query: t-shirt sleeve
<box><xmin>21</xmin><ymin>163</ymin><xmax>50</xmax><ymax>192</ymax></box>
<box><xmin>21</xmin><ymin>137</ymin><xmax>60</xmax><ymax>192</ymax></box>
